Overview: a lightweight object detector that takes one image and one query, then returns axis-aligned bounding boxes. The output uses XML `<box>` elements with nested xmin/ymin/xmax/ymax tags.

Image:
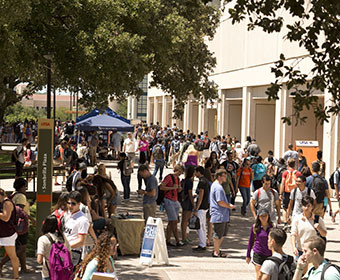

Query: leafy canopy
<box><xmin>0</xmin><ymin>0</ymin><xmax>219</xmax><ymax>121</ymax></box>
<box><xmin>227</xmin><ymin>0</ymin><xmax>340</xmax><ymax>124</ymax></box>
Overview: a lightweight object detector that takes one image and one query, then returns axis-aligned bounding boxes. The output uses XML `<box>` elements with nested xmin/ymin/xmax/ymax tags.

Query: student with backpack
<box><xmin>0</xmin><ymin>188</ymin><xmax>19</xmax><ymax>279</ymax></box>
<box><xmin>260</xmin><ymin>228</ymin><xmax>295</xmax><ymax>280</ymax></box>
<box><xmin>306</xmin><ymin>162</ymin><xmax>332</xmax><ymax>220</ymax></box>
<box><xmin>236</xmin><ymin>158</ymin><xmax>253</xmax><ymax>216</ymax></box>
<box><xmin>117</xmin><ymin>152</ymin><xmax>132</xmax><ymax>200</ymax></box>
<box><xmin>75</xmin><ymin>232</ymin><xmax>118</xmax><ymax>280</ymax></box>
<box><xmin>252</xmin><ymin>156</ymin><xmax>267</xmax><ymax>191</ymax></box>
<box><xmin>0</xmin><ymin>178</ymin><xmax>34</xmax><ymax>275</ymax></box>
<box><xmin>293</xmin><ymin>236</ymin><xmax>340</xmax><ymax>280</ymax></box>
<box><xmin>280</xmin><ymin>158</ymin><xmax>301</xmax><ymax>229</ymax></box>
<box><xmin>151</xmin><ymin>138</ymin><xmax>166</xmax><ymax>181</ymax></box>
<box><xmin>37</xmin><ymin>215</ymin><xmax>72</xmax><ymax>280</ymax></box>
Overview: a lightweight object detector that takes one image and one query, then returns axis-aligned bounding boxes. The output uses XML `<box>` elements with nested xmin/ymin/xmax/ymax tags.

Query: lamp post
<box><xmin>44</xmin><ymin>55</ymin><xmax>53</xmax><ymax>119</ymax></box>
<box><xmin>53</xmin><ymin>87</ymin><xmax>56</xmax><ymax>122</ymax></box>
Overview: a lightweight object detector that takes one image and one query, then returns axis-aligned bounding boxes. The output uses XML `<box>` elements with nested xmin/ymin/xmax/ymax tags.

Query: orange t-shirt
<box><xmin>237</xmin><ymin>167</ymin><xmax>252</xmax><ymax>188</ymax></box>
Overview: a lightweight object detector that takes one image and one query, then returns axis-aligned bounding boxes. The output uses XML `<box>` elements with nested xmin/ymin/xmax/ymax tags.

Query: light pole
<box><xmin>43</xmin><ymin>54</ymin><xmax>53</xmax><ymax>119</ymax></box>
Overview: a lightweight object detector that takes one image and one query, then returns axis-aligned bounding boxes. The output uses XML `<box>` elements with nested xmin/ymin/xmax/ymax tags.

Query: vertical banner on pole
<box><xmin>36</xmin><ymin>119</ymin><xmax>53</xmax><ymax>237</ymax></box>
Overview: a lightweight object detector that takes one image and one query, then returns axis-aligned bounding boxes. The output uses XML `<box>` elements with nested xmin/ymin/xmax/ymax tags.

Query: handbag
<box><xmin>188</xmin><ymin>215</ymin><xmax>200</xmax><ymax>230</ymax></box>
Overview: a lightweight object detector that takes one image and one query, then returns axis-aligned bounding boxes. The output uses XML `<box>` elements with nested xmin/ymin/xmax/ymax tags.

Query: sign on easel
<box><xmin>139</xmin><ymin>217</ymin><xmax>169</xmax><ymax>266</ymax></box>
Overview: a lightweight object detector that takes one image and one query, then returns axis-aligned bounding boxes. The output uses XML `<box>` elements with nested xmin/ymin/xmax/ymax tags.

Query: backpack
<box><xmin>65</xmin><ymin>172</ymin><xmax>77</xmax><ymax>192</ymax></box>
<box><xmin>173</xmin><ymin>140</ymin><xmax>180</xmax><ymax>153</ymax></box>
<box><xmin>329</xmin><ymin>170</ymin><xmax>339</xmax><ymax>190</ymax></box>
<box><xmin>11</xmin><ymin>147</ymin><xmax>23</xmax><ymax>163</ymax></box>
<box><xmin>267</xmin><ymin>255</ymin><xmax>296</xmax><ymax>280</ymax></box>
<box><xmin>196</xmin><ymin>140</ymin><xmax>204</xmax><ymax>151</ymax></box>
<box><xmin>53</xmin><ymin>146</ymin><xmax>61</xmax><ymax>160</ymax></box>
<box><xmin>203</xmin><ymin>138</ymin><xmax>210</xmax><ymax>149</ymax></box>
<box><xmin>29</xmin><ymin>149</ymin><xmax>36</xmax><ymax>161</ymax></box>
<box><xmin>156</xmin><ymin>174</ymin><xmax>175</xmax><ymax>205</ymax></box>
<box><xmin>219</xmin><ymin>150</ymin><xmax>228</xmax><ymax>164</ymax></box>
<box><xmin>253</xmin><ymin>163</ymin><xmax>267</xmax><ymax>180</ymax></box>
<box><xmin>153</xmin><ymin>145</ymin><xmax>163</xmax><ymax>160</ymax></box>
<box><xmin>311</xmin><ymin>175</ymin><xmax>326</xmax><ymax>204</ymax></box>
<box><xmin>46</xmin><ymin>234</ymin><xmax>73</xmax><ymax>280</ymax></box>
<box><xmin>284</xmin><ymin>170</ymin><xmax>298</xmax><ymax>193</ymax></box>
<box><xmin>8</xmin><ymin>194</ymin><xmax>29</xmax><ymax>235</ymax></box>
<box><xmin>123</xmin><ymin>159</ymin><xmax>133</xmax><ymax>176</ymax></box>
<box><xmin>320</xmin><ymin>261</ymin><xmax>340</xmax><ymax>280</ymax></box>
<box><xmin>188</xmin><ymin>215</ymin><xmax>200</xmax><ymax>230</ymax></box>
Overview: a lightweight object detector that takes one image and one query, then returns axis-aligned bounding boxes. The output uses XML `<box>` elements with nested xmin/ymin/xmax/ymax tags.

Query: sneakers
<box><xmin>331</xmin><ymin>215</ymin><xmax>336</xmax><ymax>223</ymax></box>
<box><xmin>54</xmin><ymin>182</ymin><xmax>61</xmax><ymax>186</ymax></box>
<box><xmin>176</xmin><ymin>241</ymin><xmax>184</xmax><ymax>247</ymax></box>
<box><xmin>182</xmin><ymin>238</ymin><xmax>192</xmax><ymax>245</ymax></box>
<box><xmin>193</xmin><ymin>246</ymin><xmax>206</xmax><ymax>251</ymax></box>
<box><xmin>166</xmin><ymin>242</ymin><xmax>176</xmax><ymax>247</ymax></box>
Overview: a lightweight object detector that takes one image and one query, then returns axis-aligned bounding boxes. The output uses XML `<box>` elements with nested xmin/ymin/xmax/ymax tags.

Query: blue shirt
<box><xmin>209</xmin><ymin>181</ymin><xmax>230</xmax><ymax>223</ymax></box>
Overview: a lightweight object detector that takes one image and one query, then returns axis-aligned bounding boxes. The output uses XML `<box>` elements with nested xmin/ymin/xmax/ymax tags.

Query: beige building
<box><xmin>21</xmin><ymin>93</ymin><xmax>73</xmax><ymax>111</ymax></box>
<box><xmin>146</xmin><ymin>1</ymin><xmax>340</xmax><ymax>178</ymax></box>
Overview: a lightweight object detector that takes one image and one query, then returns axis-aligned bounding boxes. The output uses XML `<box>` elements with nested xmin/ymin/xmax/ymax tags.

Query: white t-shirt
<box><xmin>124</xmin><ymin>138</ymin><xmax>135</xmax><ymax>153</ymax></box>
<box><xmin>80</xmin><ymin>203</ymin><xmax>95</xmax><ymax>246</ymax></box>
<box><xmin>289</xmin><ymin>187</ymin><xmax>316</xmax><ymax>219</ymax></box>
<box><xmin>15</xmin><ymin>146</ymin><xmax>25</xmax><ymax>163</ymax></box>
<box><xmin>261</xmin><ymin>252</ymin><xmax>288</xmax><ymax>279</ymax></box>
<box><xmin>291</xmin><ymin>214</ymin><xmax>325</xmax><ymax>251</ymax></box>
<box><xmin>64</xmin><ymin>210</ymin><xmax>89</xmax><ymax>250</ymax></box>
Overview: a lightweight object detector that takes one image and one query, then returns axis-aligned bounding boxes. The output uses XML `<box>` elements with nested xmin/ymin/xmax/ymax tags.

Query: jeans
<box><xmin>137</xmin><ymin>173</ymin><xmax>146</xmax><ymax>191</ymax></box>
<box><xmin>153</xmin><ymin>160</ymin><xmax>165</xmax><ymax>181</ymax></box>
<box><xmin>121</xmin><ymin>175</ymin><xmax>131</xmax><ymax>199</ymax></box>
<box><xmin>197</xmin><ymin>209</ymin><xmax>208</xmax><ymax>247</ymax></box>
<box><xmin>239</xmin><ymin>186</ymin><xmax>251</xmax><ymax>214</ymax></box>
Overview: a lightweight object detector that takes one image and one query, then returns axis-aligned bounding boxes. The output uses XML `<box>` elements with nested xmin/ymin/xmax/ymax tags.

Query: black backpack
<box><xmin>267</xmin><ymin>255</ymin><xmax>296</xmax><ymax>280</ymax></box>
<box><xmin>311</xmin><ymin>175</ymin><xmax>326</xmax><ymax>204</ymax></box>
<box><xmin>329</xmin><ymin>170</ymin><xmax>339</xmax><ymax>190</ymax></box>
<box><xmin>65</xmin><ymin>172</ymin><xmax>77</xmax><ymax>192</ymax></box>
<box><xmin>196</xmin><ymin>140</ymin><xmax>204</xmax><ymax>151</ymax></box>
<box><xmin>156</xmin><ymin>174</ymin><xmax>175</xmax><ymax>205</ymax></box>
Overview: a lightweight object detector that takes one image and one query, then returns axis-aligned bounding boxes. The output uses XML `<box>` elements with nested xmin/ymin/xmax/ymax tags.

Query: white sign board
<box><xmin>295</xmin><ymin>140</ymin><xmax>319</xmax><ymax>147</ymax></box>
<box><xmin>140</xmin><ymin>217</ymin><xmax>169</xmax><ymax>266</ymax></box>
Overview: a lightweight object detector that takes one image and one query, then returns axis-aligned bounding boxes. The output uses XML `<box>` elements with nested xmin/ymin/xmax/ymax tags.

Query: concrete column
<box><xmin>323</xmin><ymin>89</ymin><xmax>337</xmax><ymax>179</ymax></box>
<box><xmin>274</xmin><ymin>84</ymin><xmax>292</xmax><ymax>158</ymax></box>
<box><xmin>171</xmin><ymin>99</ymin><xmax>176</xmax><ymax>128</ymax></box>
<box><xmin>183</xmin><ymin>99</ymin><xmax>193</xmax><ymax>131</ymax></box>
<box><xmin>131</xmin><ymin>96</ymin><xmax>137</xmax><ymax>119</ymax></box>
<box><xmin>147</xmin><ymin>97</ymin><xmax>152</xmax><ymax>124</ymax></box>
<box><xmin>153</xmin><ymin>96</ymin><xmax>159</xmax><ymax>124</ymax></box>
<box><xmin>218</xmin><ymin>90</ymin><xmax>225</xmax><ymax>136</ymax></box>
<box><xmin>241</xmin><ymin>86</ymin><xmax>251</xmax><ymax>145</ymax></box>
<box><xmin>127</xmin><ymin>96</ymin><xmax>132</xmax><ymax>119</ymax></box>
<box><xmin>162</xmin><ymin>95</ymin><xmax>168</xmax><ymax>127</ymax></box>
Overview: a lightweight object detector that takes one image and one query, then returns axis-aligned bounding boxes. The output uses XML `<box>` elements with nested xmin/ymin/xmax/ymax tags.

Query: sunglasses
<box><xmin>67</xmin><ymin>201</ymin><xmax>77</xmax><ymax>206</ymax></box>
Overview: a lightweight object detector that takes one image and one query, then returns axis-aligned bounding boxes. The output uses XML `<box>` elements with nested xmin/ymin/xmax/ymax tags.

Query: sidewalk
<box><xmin>0</xmin><ymin>164</ymin><xmax>339</xmax><ymax>279</ymax></box>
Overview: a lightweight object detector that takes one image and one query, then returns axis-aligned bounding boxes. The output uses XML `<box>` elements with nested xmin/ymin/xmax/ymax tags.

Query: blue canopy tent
<box><xmin>76</xmin><ymin>108</ymin><xmax>100</xmax><ymax>122</ymax></box>
<box><xmin>75</xmin><ymin>114</ymin><xmax>134</xmax><ymax>132</ymax></box>
<box><xmin>104</xmin><ymin>107</ymin><xmax>130</xmax><ymax>124</ymax></box>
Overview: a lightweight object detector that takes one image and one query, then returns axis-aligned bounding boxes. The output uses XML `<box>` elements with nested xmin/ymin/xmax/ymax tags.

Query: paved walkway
<box><xmin>0</xmin><ymin>162</ymin><xmax>339</xmax><ymax>279</ymax></box>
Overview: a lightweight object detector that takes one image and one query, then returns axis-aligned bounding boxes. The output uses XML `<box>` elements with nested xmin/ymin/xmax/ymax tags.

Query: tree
<box><xmin>226</xmin><ymin>0</ymin><xmax>340</xmax><ymax>124</ymax></box>
<box><xmin>0</xmin><ymin>0</ymin><xmax>220</xmax><ymax>121</ymax></box>
<box><xmin>4</xmin><ymin>104</ymin><xmax>45</xmax><ymax>123</ymax></box>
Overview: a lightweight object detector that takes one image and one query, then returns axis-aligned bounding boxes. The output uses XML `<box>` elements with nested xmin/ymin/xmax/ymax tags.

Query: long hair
<box><xmin>76</xmin><ymin>232</ymin><xmax>116</xmax><ymax>276</ymax></box>
<box><xmin>253</xmin><ymin>213</ymin><xmax>273</xmax><ymax>234</ymax></box>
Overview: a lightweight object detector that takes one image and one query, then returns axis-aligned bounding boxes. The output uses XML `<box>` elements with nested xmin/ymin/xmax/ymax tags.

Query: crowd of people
<box><xmin>4</xmin><ymin>120</ymin><xmax>340</xmax><ymax>280</ymax></box>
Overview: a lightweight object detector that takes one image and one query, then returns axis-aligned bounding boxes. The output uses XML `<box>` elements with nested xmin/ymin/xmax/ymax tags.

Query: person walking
<box><xmin>117</xmin><ymin>153</ymin><xmax>132</xmax><ymax>200</ymax></box>
<box><xmin>123</xmin><ymin>132</ymin><xmax>136</xmax><ymax>169</ymax></box>
<box><xmin>180</xmin><ymin>165</ymin><xmax>195</xmax><ymax>244</ymax></box>
<box><xmin>291</xmin><ymin>196</ymin><xmax>327</xmax><ymax>269</ymax></box>
<box><xmin>13</xmin><ymin>138</ymin><xmax>28</xmax><ymax>179</ymax></box>
<box><xmin>137</xmin><ymin>164</ymin><xmax>158</xmax><ymax>222</ymax></box>
<box><xmin>246</xmin><ymin>209</ymin><xmax>273</xmax><ymax>280</ymax></box>
<box><xmin>236</xmin><ymin>158</ymin><xmax>253</xmax><ymax>216</ymax></box>
<box><xmin>193</xmin><ymin>166</ymin><xmax>210</xmax><ymax>251</ymax></box>
<box><xmin>151</xmin><ymin>138</ymin><xmax>166</xmax><ymax>182</ymax></box>
<box><xmin>210</xmin><ymin>169</ymin><xmax>235</xmax><ymax>257</ymax></box>
<box><xmin>0</xmin><ymin>188</ymin><xmax>19</xmax><ymax>279</ymax></box>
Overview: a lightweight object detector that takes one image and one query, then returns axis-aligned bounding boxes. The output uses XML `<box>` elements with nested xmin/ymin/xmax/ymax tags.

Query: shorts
<box><xmin>127</xmin><ymin>152</ymin><xmax>135</xmax><ymax>164</ymax></box>
<box><xmin>0</xmin><ymin>232</ymin><xmax>18</xmax><ymax>247</ymax></box>
<box><xmin>143</xmin><ymin>203</ymin><xmax>156</xmax><ymax>221</ymax></box>
<box><xmin>181</xmin><ymin>199</ymin><xmax>193</xmax><ymax>211</ymax></box>
<box><xmin>164</xmin><ymin>198</ymin><xmax>180</xmax><ymax>221</ymax></box>
<box><xmin>15</xmin><ymin>161</ymin><xmax>24</xmax><ymax>177</ymax></box>
<box><xmin>252</xmin><ymin>252</ymin><xmax>270</xmax><ymax>266</ymax></box>
<box><xmin>282</xmin><ymin>192</ymin><xmax>290</xmax><ymax>209</ymax></box>
<box><xmin>213</xmin><ymin>222</ymin><xmax>229</xmax><ymax>239</ymax></box>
